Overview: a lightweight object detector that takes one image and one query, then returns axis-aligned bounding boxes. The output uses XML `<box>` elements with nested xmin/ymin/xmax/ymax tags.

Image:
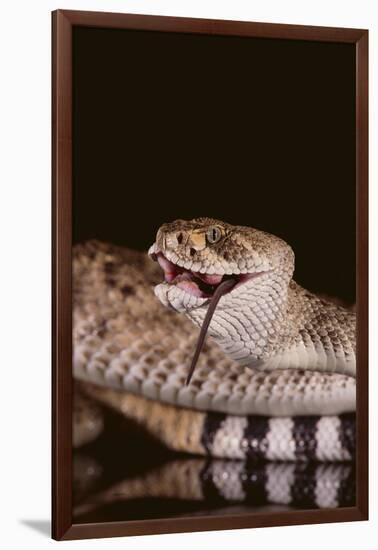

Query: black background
<box><xmin>73</xmin><ymin>27</ymin><xmax>356</xmax><ymax>303</ymax></box>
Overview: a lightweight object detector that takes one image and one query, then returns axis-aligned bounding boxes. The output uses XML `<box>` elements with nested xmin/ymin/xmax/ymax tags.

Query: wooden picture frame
<box><xmin>52</xmin><ymin>9</ymin><xmax>368</xmax><ymax>540</ymax></box>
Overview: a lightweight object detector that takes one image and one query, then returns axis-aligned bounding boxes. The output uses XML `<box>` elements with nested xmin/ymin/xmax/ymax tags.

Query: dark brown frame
<box><xmin>52</xmin><ymin>9</ymin><xmax>368</xmax><ymax>541</ymax></box>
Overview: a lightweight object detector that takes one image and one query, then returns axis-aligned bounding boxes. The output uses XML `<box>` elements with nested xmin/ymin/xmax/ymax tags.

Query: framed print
<box><xmin>52</xmin><ymin>10</ymin><xmax>368</xmax><ymax>540</ymax></box>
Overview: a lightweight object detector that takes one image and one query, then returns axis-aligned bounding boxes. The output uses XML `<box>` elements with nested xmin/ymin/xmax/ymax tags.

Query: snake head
<box><xmin>149</xmin><ymin>218</ymin><xmax>295</xmax><ymax>382</ymax></box>
<box><xmin>148</xmin><ymin>217</ymin><xmax>294</xmax><ymax>314</ymax></box>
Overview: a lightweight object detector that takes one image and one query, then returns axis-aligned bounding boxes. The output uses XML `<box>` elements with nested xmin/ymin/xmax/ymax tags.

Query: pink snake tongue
<box><xmin>185</xmin><ymin>277</ymin><xmax>237</xmax><ymax>385</ymax></box>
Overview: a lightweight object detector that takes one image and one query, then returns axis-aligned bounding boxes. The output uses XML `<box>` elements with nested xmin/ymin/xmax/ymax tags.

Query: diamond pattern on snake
<box><xmin>73</xmin><ymin>218</ymin><xmax>356</xmax><ymax>464</ymax></box>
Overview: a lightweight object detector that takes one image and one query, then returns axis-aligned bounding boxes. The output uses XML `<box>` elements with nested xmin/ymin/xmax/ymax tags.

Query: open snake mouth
<box><xmin>150</xmin><ymin>248</ymin><xmax>268</xmax><ymax>385</ymax></box>
<box><xmin>152</xmin><ymin>251</ymin><xmax>257</xmax><ymax>299</ymax></box>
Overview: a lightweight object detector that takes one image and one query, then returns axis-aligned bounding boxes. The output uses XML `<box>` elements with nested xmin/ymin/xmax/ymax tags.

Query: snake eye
<box><xmin>206</xmin><ymin>226</ymin><xmax>222</xmax><ymax>244</ymax></box>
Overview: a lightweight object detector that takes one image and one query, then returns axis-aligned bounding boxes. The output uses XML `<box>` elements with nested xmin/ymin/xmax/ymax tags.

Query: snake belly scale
<box><xmin>73</xmin><ymin>218</ymin><xmax>356</xmax><ymax>462</ymax></box>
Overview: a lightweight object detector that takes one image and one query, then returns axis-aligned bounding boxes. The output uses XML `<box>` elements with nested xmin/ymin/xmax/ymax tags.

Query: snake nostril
<box><xmin>177</xmin><ymin>232</ymin><xmax>183</xmax><ymax>245</ymax></box>
<box><xmin>190</xmin><ymin>248</ymin><xmax>196</xmax><ymax>257</ymax></box>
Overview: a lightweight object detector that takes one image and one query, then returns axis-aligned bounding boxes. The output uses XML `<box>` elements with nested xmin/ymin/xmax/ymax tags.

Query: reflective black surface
<box><xmin>73</xmin><ymin>408</ymin><xmax>355</xmax><ymax>524</ymax></box>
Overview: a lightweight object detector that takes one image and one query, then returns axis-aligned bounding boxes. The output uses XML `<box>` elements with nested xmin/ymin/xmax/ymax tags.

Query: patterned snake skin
<box><xmin>73</xmin><ymin>218</ymin><xmax>356</xmax><ymax>461</ymax></box>
<box><xmin>74</xmin><ymin>457</ymin><xmax>355</xmax><ymax>518</ymax></box>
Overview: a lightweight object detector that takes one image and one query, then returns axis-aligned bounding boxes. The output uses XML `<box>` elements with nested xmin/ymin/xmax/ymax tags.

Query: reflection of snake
<box><xmin>74</xmin><ymin>458</ymin><xmax>355</xmax><ymax>518</ymax></box>
<box><xmin>73</xmin><ymin>218</ymin><xmax>356</xmax><ymax>461</ymax></box>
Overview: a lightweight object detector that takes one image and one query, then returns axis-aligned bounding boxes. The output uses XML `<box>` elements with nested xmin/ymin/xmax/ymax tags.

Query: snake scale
<box><xmin>74</xmin><ymin>457</ymin><xmax>355</xmax><ymax>518</ymax></box>
<box><xmin>73</xmin><ymin>218</ymin><xmax>356</xmax><ymax>462</ymax></box>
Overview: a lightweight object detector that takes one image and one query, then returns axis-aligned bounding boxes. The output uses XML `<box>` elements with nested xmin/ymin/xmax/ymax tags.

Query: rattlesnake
<box><xmin>73</xmin><ymin>218</ymin><xmax>356</xmax><ymax>461</ymax></box>
<box><xmin>74</xmin><ymin>457</ymin><xmax>355</xmax><ymax>518</ymax></box>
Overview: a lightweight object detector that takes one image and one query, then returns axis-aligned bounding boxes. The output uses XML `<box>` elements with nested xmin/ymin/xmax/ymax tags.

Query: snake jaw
<box><xmin>149</xmin><ymin>245</ymin><xmax>269</xmax><ymax>302</ymax></box>
<box><xmin>150</xmin><ymin>244</ymin><xmax>272</xmax><ymax>384</ymax></box>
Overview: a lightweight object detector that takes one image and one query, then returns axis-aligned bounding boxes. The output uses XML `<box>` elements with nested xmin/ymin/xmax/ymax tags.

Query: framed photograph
<box><xmin>52</xmin><ymin>10</ymin><xmax>368</xmax><ymax>540</ymax></box>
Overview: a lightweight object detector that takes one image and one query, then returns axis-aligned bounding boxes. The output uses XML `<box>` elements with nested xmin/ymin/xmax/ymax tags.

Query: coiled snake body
<box><xmin>73</xmin><ymin>218</ymin><xmax>356</xmax><ymax>462</ymax></box>
<box><xmin>74</xmin><ymin>458</ymin><xmax>355</xmax><ymax>518</ymax></box>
